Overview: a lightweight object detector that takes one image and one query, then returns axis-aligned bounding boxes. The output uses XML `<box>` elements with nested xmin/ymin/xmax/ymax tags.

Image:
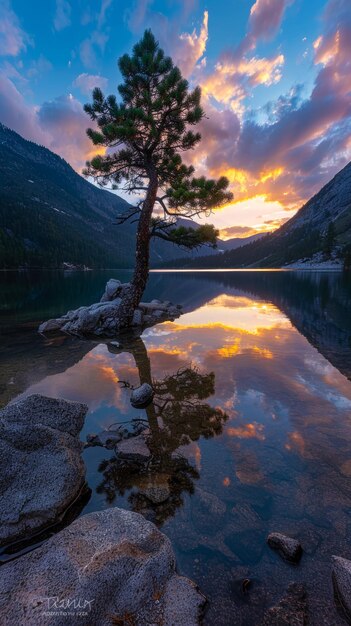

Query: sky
<box><xmin>0</xmin><ymin>0</ymin><xmax>350</xmax><ymax>238</ymax></box>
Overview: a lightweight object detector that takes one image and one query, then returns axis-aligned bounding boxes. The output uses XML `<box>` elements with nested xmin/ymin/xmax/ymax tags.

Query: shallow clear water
<box><xmin>1</xmin><ymin>269</ymin><xmax>351</xmax><ymax>624</ymax></box>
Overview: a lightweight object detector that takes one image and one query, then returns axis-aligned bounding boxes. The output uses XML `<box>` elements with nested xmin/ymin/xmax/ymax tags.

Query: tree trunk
<box><xmin>118</xmin><ymin>169</ymin><xmax>158</xmax><ymax>327</ymax></box>
<box><xmin>130</xmin><ymin>337</ymin><xmax>161</xmax><ymax>440</ymax></box>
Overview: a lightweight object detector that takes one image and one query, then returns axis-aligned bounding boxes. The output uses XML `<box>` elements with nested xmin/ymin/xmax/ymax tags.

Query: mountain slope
<box><xmin>0</xmin><ymin>124</ymin><xmax>261</xmax><ymax>269</ymax></box>
<box><xmin>167</xmin><ymin>161</ymin><xmax>351</xmax><ymax>269</ymax></box>
<box><xmin>0</xmin><ymin>123</ymin><xmax>139</xmax><ymax>268</ymax></box>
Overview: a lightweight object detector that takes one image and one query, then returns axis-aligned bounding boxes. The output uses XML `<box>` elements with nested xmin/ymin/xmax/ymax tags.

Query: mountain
<box><xmin>0</xmin><ymin>124</ymin><xmax>259</xmax><ymax>269</ymax></box>
<box><xmin>165</xmin><ymin>161</ymin><xmax>351</xmax><ymax>269</ymax></box>
<box><xmin>214</xmin><ymin>232</ymin><xmax>264</xmax><ymax>252</ymax></box>
<box><xmin>0</xmin><ymin>124</ymin><xmax>136</xmax><ymax>268</ymax></box>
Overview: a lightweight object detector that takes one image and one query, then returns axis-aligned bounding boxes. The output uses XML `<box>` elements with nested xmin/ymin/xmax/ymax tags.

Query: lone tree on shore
<box><xmin>84</xmin><ymin>30</ymin><xmax>232</xmax><ymax>327</ymax></box>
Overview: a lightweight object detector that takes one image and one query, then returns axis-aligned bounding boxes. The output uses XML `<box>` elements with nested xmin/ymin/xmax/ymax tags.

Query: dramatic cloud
<box><xmin>219</xmin><ymin>225</ymin><xmax>261</xmax><ymax>239</ymax></box>
<box><xmin>201</xmin><ymin>53</ymin><xmax>284</xmax><ymax>115</ymax></box>
<box><xmin>73</xmin><ymin>72</ymin><xmax>108</xmax><ymax>95</ymax></box>
<box><xmin>0</xmin><ymin>73</ymin><xmax>49</xmax><ymax>143</ymax></box>
<box><xmin>189</xmin><ymin>0</ymin><xmax>351</xmax><ymax>215</ymax></box>
<box><xmin>196</xmin><ymin>0</ymin><xmax>289</xmax><ymax>118</ymax></box>
<box><xmin>0</xmin><ymin>74</ymin><xmax>102</xmax><ymax>170</ymax></box>
<box><xmin>0</xmin><ymin>0</ymin><xmax>30</xmax><ymax>56</ymax></box>
<box><xmin>53</xmin><ymin>0</ymin><xmax>71</xmax><ymax>31</ymax></box>
<box><xmin>244</xmin><ymin>0</ymin><xmax>294</xmax><ymax>50</ymax></box>
<box><xmin>233</xmin><ymin>0</ymin><xmax>350</xmax><ymax>200</ymax></box>
<box><xmin>1</xmin><ymin>0</ymin><xmax>350</xmax><ymax>234</ymax></box>
<box><xmin>37</xmin><ymin>95</ymin><xmax>103</xmax><ymax>169</ymax></box>
<box><xmin>173</xmin><ymin>10</ymin><xmax>208</xmax><ymax>78</ymax></box>
<box><xmin>218</xmin><ymin>218</ymin><xmax>288</xmax><ymax>240</ymax></box>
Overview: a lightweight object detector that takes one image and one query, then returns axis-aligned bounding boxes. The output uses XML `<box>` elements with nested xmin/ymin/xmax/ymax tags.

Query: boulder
<box><xmin>130</xmin><ymin>382</ymin><xmax>154</xmax><ymax>408</ymax></box>
<box><xmin>263</xmin><ymin>583</ymin><xmax>308</xmax><ymax>625</ymax></box>
<box><xmin>0</xmin><ymin>394</ymin><xmax>88</xmax><ymax>547</ymax></box>
<box><xmin>100</xmin><ymin>278</ymin><xmax>122</xmax><ymax>302</ymax></box>
<box><xmin>267</xmin><ymin>532</ymin><xmax>303</xmax><ymax>563</ymax></box>
<box><xmin>332</xmin><ymin>555</ymin><xmax>351</xmax><ymax>620</ymax></box>
<box><xmin>0</xmin><ymin>508</ymin><xmax>206</xmax><ymax>626</ymax></box>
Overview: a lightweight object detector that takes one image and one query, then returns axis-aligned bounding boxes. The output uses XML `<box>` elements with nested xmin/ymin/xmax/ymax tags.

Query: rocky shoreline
<box><xmin>0</xmin><ymin>394</ymin><xmax>206</xmax><ymax>625</ymax></box>
<box><xmin>39</xmin><ymin>278</ymin><xmax>183</xmax><ymax>337</ymax></box>
<box><xmin>1</xmin><ymin>390</ymin><xmax>351</xmax><ymax>624</ymax></box>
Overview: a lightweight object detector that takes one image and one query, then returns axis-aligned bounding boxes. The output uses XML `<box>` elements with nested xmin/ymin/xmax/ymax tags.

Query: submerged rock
<box><xmin>139</xmin><ymin>474</ymin><xmax>171</xmax><ymax>504</ymax></box>
<box><xmin>332</xmin><ymin>555</ymin><xmax>351</xmax><ymax>620</ymax></box>
<box><xmin>0</xmin><ymin>508</ymin><xmax>206</xmax><ymax>626</ymax></box>
<box><xmin>267</xmin><ymin>532</ymin><xmax>303</xmax><ymax>563</ymax></box>
<box><xmin>39</xmin><ymin>278</ymin><xmax>183</xmax><ymax>337</ymax></box>
<box><xmin>131</xmin><ymin>382</ymin><xmax>154</xmax><ymax>408</ymax></box>
<box><xmin>263</xmin><ymin>583</ymin><xmax>308</xmax><ymax>625</ymax></box>
<box><xmin>86</xmin><ymin>429</ymin><xmax>123</xmax><ymax>449</ymax></box>
<box><xmin>0</xmin><ymin>394</ymin><xmax>88</xmax><ymax>547</ymax></box>
<box><xmin>117</xmin><ymin>433</ymin><xmax>151</xmax><ymax>462</ymax></box>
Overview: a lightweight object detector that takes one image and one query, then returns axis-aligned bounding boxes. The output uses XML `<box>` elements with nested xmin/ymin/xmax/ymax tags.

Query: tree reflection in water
<box><xmin>96</xmin><ymin>337</ymin><xmax>228</xmax><ymax>526</ymax></box>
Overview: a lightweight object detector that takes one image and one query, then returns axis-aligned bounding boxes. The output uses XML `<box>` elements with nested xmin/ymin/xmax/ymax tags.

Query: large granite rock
<box><xmin>332</xmin><ymin>555</ymin><xmax>351</xmax><ymax>620</ymax></box>
<box><xmin>39</xmin><ymin>279</ymin><xmax>182</xmax><ymax>337</ymax></box>
<box><xmin>0</xmin><ymin>507</ymin><xmax>206</xmax><ymax>626</ymax></box>
<box><xmin>0</xmin><ymin>394</ymin><xmax>88</xmax><ymax>547</ymax></box>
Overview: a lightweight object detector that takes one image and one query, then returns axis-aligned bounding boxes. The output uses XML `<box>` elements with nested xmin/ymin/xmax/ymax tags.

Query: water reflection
<box><xmin>1</xmin><ymin>270</ymin><xmax>351</xmax><ymax>624</ymax></box>
<box><xmin>96</xmin><ymin>337</ymin><xmax>228</xmax><ymax>526</ymax></box>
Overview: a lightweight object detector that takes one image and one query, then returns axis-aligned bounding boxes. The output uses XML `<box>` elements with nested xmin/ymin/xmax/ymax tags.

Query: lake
<box><xmin>1</xmin><ymin>269</ymin><xmax>351</xmax><ymax>625</ymax></box>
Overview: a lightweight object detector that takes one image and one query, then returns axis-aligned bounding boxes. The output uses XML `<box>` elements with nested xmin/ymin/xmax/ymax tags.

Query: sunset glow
<box><xmin>0</xmin><ymin>0</ymin><xmax>350</xmax><ymax>233</ymax></box>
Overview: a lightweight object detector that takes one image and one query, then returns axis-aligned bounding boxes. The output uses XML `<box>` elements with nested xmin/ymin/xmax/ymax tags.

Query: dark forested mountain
<box><xmin>0</xmin><ymin>124</ymin><xmax>136</xmax><ymax>268</ymax></box>
<box><xmin>0</xmin><ymin>124</ymin><xmax>256</xmax><ymax>269</ymax></box>
<box><xmin>164</xmin><ymin>161</ymin><xmax>351</xmax><ymax>269</ymax></box>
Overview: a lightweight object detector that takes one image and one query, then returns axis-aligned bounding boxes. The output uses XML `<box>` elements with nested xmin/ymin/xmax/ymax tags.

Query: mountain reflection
<box><xmin>96</xmin><ymin>337</ymin><xmax>228</xmax><ymax>526</ymax></box>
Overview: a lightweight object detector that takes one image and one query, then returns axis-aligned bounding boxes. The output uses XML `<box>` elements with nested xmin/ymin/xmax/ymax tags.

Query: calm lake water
<box><xmin>1</xmin><ymin>269</ymin><xmax>351</xmax><ymax>625</ymax></box>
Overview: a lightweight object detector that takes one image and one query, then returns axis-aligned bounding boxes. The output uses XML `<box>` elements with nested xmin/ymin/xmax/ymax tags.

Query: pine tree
<box><xmin>84</xmin><ymin>30</ymin><xmax>232</xmax><ymax>327</ymax></box>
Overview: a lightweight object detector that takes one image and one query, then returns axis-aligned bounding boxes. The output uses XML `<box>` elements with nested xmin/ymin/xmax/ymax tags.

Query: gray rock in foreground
<box><xmin>267</xmin><ymin>532</ymin><xmax>303</xmax><ymax>563</ymax></box>
<box><xmin>0</xmin><ymin>507</ymin><xmax>206</xmax><ymax>626</ymax></box>
<box><xmin>332</xmin><ymin>555</ymin><xmax>351</xmax><ymax>620</ymax></box>
<box><xmin>38</xmin><ymin>278</ymin><xmax>182</xmax><ymax>337</ymax></box>
<box><xmin>0</xmin><ymin>394</ymin><xmax>88</xmax><ymax>547</ymax></box>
